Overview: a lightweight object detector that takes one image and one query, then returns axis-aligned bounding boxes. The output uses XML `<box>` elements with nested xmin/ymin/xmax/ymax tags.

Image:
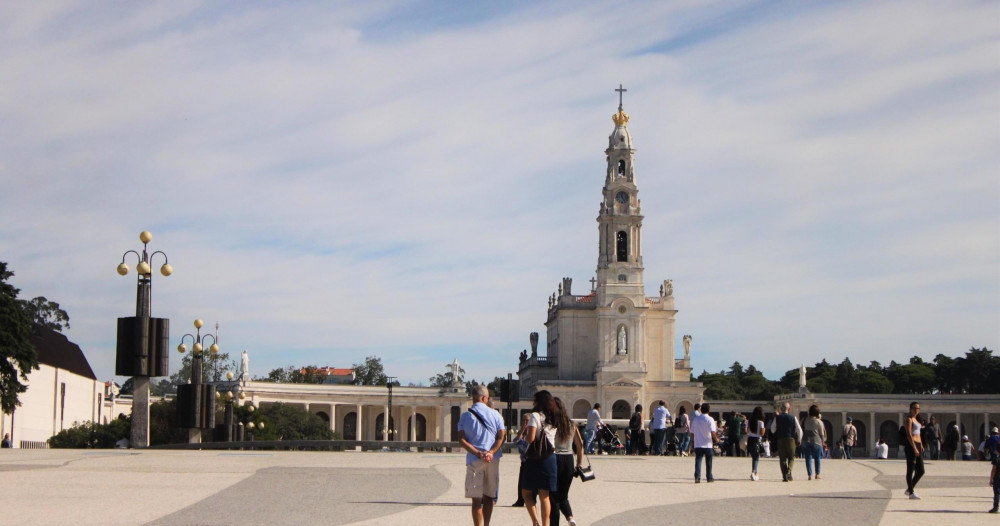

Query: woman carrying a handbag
<box><xmin>521</xmin><ymin>390</ymin><xmax>560</xmax><ymax>526</ymax></box>
<box><xmin>550</xmin><ymin>398</ymin><xmax>585</xmax><ymax>526</ymax></box>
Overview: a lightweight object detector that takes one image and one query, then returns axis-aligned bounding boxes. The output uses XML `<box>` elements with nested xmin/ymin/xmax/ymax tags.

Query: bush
<box><xmin>48</xmin><ymin>415</ymin><xmax>130</xmax><ymax>448</ymax></box>
<box><xmin>250</xmin><ymin>402</ymin><xmax>336</xmax><ymax>441</ymax></box>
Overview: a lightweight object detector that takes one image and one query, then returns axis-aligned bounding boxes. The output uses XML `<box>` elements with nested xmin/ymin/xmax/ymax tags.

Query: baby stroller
<box><xmin>597</xmin><ymin>424</ymin><xmax>626</xmax><ymax>455</ymax></box>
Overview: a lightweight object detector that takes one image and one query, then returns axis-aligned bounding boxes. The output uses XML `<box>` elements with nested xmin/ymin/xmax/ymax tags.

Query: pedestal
<box><xmin>130</xmin><ymin>376</ymin><xmax>150</xmax><ymax>448</ymax></box>
<box><xmin>188</xmin><ymin>428</ymin><xmax>202</xmax><ymax>444</ymax></box>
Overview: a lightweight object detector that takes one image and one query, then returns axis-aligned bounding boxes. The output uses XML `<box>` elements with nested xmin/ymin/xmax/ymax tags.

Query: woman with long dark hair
<box><xmin>521</xmin><ymin>390</ymin><xmax>559</xmax><ymax>526</ymax></box>
<box><xmin>675</xmin><ymin>406</ymin><xmax>691</xmax><ymax>456</ymax></box>
<box><xmin>550</xmin><ymin>398</ymin><xmax>584</xmax><ymax>526</ymax></box>
<box><xmin>802</xmin><ymin>404</ymin><xmax>826</xmax><ymax>480</ymax></box>
<box><xmin>747</xmin><ymin>406</ymin><xmax>765</xmax><ymax>480</ymax></box>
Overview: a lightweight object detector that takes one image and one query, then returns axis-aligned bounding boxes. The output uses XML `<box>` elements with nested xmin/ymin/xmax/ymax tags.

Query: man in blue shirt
<box><xmin>458</xmin><ymin>384</ymin><xmax>506</xmax><ymax>526</ymax></box>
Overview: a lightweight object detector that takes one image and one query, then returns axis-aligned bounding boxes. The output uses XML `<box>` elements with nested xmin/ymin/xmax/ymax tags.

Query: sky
<box><xmin>1</xmin><ymin>1</ymin><xmax>997</xmax><ymax>387</ymax></box>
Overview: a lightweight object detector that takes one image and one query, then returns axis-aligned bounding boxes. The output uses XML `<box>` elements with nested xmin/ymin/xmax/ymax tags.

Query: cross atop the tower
<box><xmin>615</xmin><ymin>83</ymin><xmax>627</xmax><ymax>111</ymax></box>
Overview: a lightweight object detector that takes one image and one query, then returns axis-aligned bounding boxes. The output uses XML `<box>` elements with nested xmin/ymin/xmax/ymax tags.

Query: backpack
<box><xmin>629</xmin><ymin>412</ymin><xmax>641</xmax><ymax>431</ymax></box>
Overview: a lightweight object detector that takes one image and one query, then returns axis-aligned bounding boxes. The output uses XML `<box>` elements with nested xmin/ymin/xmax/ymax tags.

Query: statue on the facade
<box><xmin>682</xmin><ymin>335</ymin><xmax>692</xmax><ymax>360</ymax></box>
<box><xmin>240</xmin><ymin>350</ymin><xmax>250</xmax><ymax>385</ymax></box>
<box><xmin>616</xmin><ymin>325</ymin><xmax>627</xmax><ymax>355</ymax></box>
<box><xmin>530</xmin><ymin>332</ymin><xmax>539</xmax><ymax>357</ymax></box>
<box><xmin>558</xmin><ymin>282</ymin><xmax>563</xmax><ymax>295</ymax></box>
<box><xmin>519</xmin><ymin>349</ymin><xmax>528</xmax><ymax>363</ymax></box>
<box><xmin>661</xmin><ymin>279</ymin><xmax>673</xmax><ymax>297</ymax></box>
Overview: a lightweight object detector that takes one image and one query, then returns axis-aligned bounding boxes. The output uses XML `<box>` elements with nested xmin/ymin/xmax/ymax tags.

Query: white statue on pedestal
<box><xmin>241</xmin><ymin>350</ymin><xmax>250</xmax><ymax>386</ymax></box>
<box><xmin>683</xmin><ymin>335</ymin><xmax>692</xmax><ymax>360</ymax></box>
<box><xmin>450</xmin><ymin>358</ymin><xmax>462</xmax><ymax>387</ymax></box>
<box><xmin>799</xmin><ymin>364</ymin><xmax>807</xmax><ymax>390</ymax></box>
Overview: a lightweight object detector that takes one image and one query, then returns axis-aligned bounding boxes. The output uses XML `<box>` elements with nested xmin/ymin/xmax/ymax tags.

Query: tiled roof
<box><xmin>28</xmin><ymin>326</ymin><xmax>97</xmax><ymax>380</ymax></box>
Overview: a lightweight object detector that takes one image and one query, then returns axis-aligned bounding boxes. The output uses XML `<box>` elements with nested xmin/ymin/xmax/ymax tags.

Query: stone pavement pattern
<box><xmin>0</xmin><ymin>450</ymin><xmax>995</xmax><ymax>525</ymax></box>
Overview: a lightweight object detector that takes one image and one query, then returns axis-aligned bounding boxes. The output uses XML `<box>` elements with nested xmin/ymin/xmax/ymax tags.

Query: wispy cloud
<box><xmin>0</xmin><ymin>1</ymin><xmax>996</xmax><ymax>384</ymax></box>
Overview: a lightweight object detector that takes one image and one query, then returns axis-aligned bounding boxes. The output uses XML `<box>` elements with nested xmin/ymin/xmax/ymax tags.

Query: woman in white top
<box><xmin>904</xmin><ymin>401</ymin><xmax>925</xmax><ymax>499</ymax></box>
<box><xmin>522</xmin><ymin>390</ymin><xmax>560</xmax><ymax>526</ymax></box>
<box><xmin>550</xmin><ymin>398</ymin><xmax>584</xmax><ymax>526</ymax></box>
<box><xmin>746</xmin><ymin>406</ymin><xmax>765</xmax><ymax>480</ymax></box>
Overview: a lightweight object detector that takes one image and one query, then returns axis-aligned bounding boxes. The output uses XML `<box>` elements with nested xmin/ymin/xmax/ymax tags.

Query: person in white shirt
<box><xmin>649</xmin><ymin>401</ymin><xmax>672</xmax><ymax>456</ymax></box>
<box><xmin>875</xmin><ymin>438</ymin><xmax>889</xmax><ymax>459</ymax></box>
<box><xmin>690</xmin><ymin>402</ymin><xmax>719</xmax><ymax>483</ymax></box>
<box><xmin>584</xmin><ymin>403</ymin><xmax>604</xmax><ymax>455</ymax></box>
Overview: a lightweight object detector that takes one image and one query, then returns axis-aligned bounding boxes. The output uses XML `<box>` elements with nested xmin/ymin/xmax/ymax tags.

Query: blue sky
<box><xmin>1</xmin><ymin>1</ymin><xmax>996</xmax><ymax>386</ymax></box>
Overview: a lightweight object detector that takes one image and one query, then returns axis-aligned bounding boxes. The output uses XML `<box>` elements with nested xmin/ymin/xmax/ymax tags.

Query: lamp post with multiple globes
<box><xmin>115</xmin><ymin>230</ymin><xmax>173</xmax><ymax>448</ymax></box>
<box><xmin>175</xmin><ymin>319</ymin><xmax>219</xmax><ymax>443</ymax></box>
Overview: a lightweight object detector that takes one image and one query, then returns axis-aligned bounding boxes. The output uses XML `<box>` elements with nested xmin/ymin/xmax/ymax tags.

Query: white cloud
<box><xmin>0</xmin><ymin>1</ymin><xmax>996</xmax><ymax>385</ymax></box>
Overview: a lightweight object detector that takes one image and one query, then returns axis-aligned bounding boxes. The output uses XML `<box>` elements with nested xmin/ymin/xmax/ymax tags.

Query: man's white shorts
<box><xmin>465</xmin><ymin>459</ymin><xmax>500</xmax><ymax>499</ymax></box>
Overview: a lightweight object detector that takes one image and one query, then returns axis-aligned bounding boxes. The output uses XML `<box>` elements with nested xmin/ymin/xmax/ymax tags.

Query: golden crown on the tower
<box><xmin>612</xmin><ymin>109</ymin><xmax>629</xmax><ymax>126</ymax></box>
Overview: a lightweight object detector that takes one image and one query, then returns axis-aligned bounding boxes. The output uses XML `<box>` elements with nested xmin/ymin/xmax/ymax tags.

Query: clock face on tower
<box><xmin>615</xmin><ymin>191</ymin><xmax>629</xmax><ymax>205</ymax></box>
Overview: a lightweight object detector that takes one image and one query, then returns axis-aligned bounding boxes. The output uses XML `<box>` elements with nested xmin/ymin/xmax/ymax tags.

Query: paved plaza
<box><xmin>0</xmin><ymin>449</ymin><xmax>996</xmax><ymax>525</ymax></box>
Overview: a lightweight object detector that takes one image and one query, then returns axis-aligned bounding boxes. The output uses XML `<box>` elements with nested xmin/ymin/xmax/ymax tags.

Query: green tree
<box><xmin>48</xmin><ymin>415</ymin><xmax>130</xmax><ymax>448</ymax></box>
<box><xmin>352</xmin><ymin>356</ymin><xmax>389</xmax><ymax>386</ymax></box>
<box><xmin>960</xmin><ymin>347</ymin><xmax>999</xmax><ymax>394</ymax></box>
<box><xmin>250</xmin><ymin>402</ymin><xmax>336</xmax><ymax>441</ymax></box>
<box><xmin>430</xmin><ymin>362</ymin><xmax>466</xmax><ymax>388</ymax></box>
<box><xmin>0</xmin><ymin>262</ymin><xmax>40</xmax><ymax>413</ymax></box>
<box><xmin>19</xmin><ymin>296</ymin><xmax>70</xmax><ymax>332</ymax></box>
<box><xmin>149</xmin><ymin>399</ymin><xmax>191</xmax><ymax>446</ymax></box>
<box><xmin>885</xmin><ymin>359</ymin><xmax>935</xmax><ymax>394</ymax></box>
<box><xmin>856</xmin><ymin>369</ymin><xmax>894</xmax><ymax>393</ymax></box>
<box><xmin>169</xmin><ymin>351</ymin><xmax>237</xmax><ymax>388</ymax></box>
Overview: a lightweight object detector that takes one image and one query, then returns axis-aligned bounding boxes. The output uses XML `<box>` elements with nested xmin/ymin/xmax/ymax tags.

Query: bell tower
<box><xmin>596</xmin><ymin>84</ymin><xmax>645</xmax><ymax>305</ymax></box>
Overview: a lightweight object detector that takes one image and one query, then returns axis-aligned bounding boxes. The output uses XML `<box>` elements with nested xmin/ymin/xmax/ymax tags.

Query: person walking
<box><xmin>1</xmin><ymin>433</ymin><xmax>10</xmax><ymax>448</ymax></box>
<box><xmin>747</xmin><ymin>406</ymin><xmax>765</xmax><ymax>481</ymax></box>
<box><xmin>457</xmin><ymin>385</ymin><xmax>506</xmax><ymax>526</ymax></box>
<box><xmin>841</xmin><ymin>417</ymin><xmax>857</xmax><ymax>459</ymax></box>
<box><xmin>649</xmin><ymin>401</ymin><xmax>671</xmax><ymax>456</ymax></box>
<box><xmin>521</xmin><ymin>390</ymin><xmax>559</xmax><ymax>526</ymax></box>
<box><xmin>627</xmin><ymin>404</ymin><xmax>644</xmax><ymax>455</ymax></box>
<box><xmin>550</xmin><ymin>398</ymin><xmax>584</xmax><ymax>526</ymax></box>
<box><xmin>675</xmin><ymin>406</ymin><xmax>691</xmax><ymax>457</ymax></box>
<box><xmin>925</xmin><ymin>416</ymin><xmax>942</xmax><ymax>460</ymax></box>
<box><xmin>584</xmin><ymin>403</ymin><xmax>604</xmax><ymax>455</ymax></box>
<box><xmin>512</xmin><ymin>413</ymin><xmax>532</xmax><ymax>507</ymax></box>
<box><xmin>961</xmin><ymin>435</ymin><xmax>974</xmax><ymax>460</ymax></box>
<box><xmin>769</xmin><ymin>402</ymin><xmax>802</xmax><ymax>482</ymax></box>
<box><xmin>903</xmin><ymin>401</ymin><xmax>926</xmax><ymax>499</ymax></box>
<box><xmin>943</xmin><ymin>424</ymin><xmax>960</xmax><ymax>460</ymax></box>
<box><xmin>801</xmin><ymin>404</ymin><xmax>826</xmax><ymax>480</ymax></box>
<box><xmin>690</xmin><ymin>402</ymin><xmax>719</xmax><ymax>483</ymax></box>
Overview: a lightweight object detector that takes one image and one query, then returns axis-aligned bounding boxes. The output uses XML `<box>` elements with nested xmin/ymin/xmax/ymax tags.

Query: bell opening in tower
<box><xmin>616</xmin><ymin>231</ymin><xmax>628</xmax><ymax>262</ymax></box>
<box><xmin>617</xmin><ymin>159</ymin><xmax>626</xmax><ymax>178</ymax></box>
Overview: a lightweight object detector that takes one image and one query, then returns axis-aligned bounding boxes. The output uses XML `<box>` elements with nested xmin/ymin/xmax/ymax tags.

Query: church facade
<box><xmin>518</xmin><ymin>96</ymin><xmax>704</xmax><ymax>421</ymax></box>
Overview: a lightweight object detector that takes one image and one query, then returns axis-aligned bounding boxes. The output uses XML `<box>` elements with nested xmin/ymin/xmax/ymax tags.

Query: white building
<box><xmin>1</xmin><ymin>327</ymin><xmax>106</xmax><ymax>448</ymax></box>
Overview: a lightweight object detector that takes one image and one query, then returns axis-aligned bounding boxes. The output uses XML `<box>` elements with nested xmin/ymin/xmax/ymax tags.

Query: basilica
<box><xmin>517</xmin><ymin>93</ymin><xmax>704</xmax><ymax>421</ymax></box>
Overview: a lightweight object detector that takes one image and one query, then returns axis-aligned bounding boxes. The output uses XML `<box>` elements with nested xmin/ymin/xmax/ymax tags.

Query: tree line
<box><xmin>698</xmin><ymin>347</ymin><xmax>999</xmax><ymax>400</ymax></box>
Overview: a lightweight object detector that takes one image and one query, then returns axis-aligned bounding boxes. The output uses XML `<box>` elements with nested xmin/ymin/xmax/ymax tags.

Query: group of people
<box><xmin>458</xmin><ymin>386</ymin><xmax>585</xmax><ymax>526</ymax></box>
<box><xmin>458</xmin><ymin>391</ymin><xmax>1000</xmax><ymax>524</ymax></box>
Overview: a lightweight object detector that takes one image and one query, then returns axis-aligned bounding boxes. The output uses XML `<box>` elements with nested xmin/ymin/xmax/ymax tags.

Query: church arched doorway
<box><xmin>343</xmin><ymin>412</ymin><xmax>357</xmax><ymax>440</ymax></box>
<box><xmin>407</xmin><ymin>413</ymin><xmax>427</xmax><ymax>441</ymax></box>
<box><xmin>880</xmin><ymin>420</ymin><xmax>899</xmax><ymax>447</ymax></box>
<box><xmin>612</xmin><ymin>399</ymin><xmax>631</xmax><ymax>419</ymax></box>
<box><xmin>572</xmin><ymin>399</ymin><xmax>591</xmax><ymax>419</ymax></box>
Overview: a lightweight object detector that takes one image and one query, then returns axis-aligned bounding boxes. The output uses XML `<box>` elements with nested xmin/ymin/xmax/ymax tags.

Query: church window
<box><xmin>616</xmin><ymin>231</ymin><xmax>628</xmax><ymax>261</ymax></box>
<box><xmin>617</xmin><ymin>160</ymin><xmax>626</xmax><ymax>178</ymax></box>
<box><xmin>618</xmin><ymin>274</ymin><xmax>627</xmax><ymax>282</ymax></box>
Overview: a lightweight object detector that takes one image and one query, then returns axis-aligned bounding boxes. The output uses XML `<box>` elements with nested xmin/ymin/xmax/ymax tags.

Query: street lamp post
<box><xmin>175</xmin><ymin>319</ymin><xmax>219</xmax><ymax>443</ymax></box>
<box><xmin>216</xmin><ymin>372</ymin><xmax>247</xmax><ymax>442</ymax></box>
<box><xmin>115</xmin><ymin>230</ymin><xmax>173</xmax><ymax>448</ymax></box>
<box><xmin>386</xmin><ymin>376</ymin><xmax>397</xmax><ymax>442</ymax></box>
